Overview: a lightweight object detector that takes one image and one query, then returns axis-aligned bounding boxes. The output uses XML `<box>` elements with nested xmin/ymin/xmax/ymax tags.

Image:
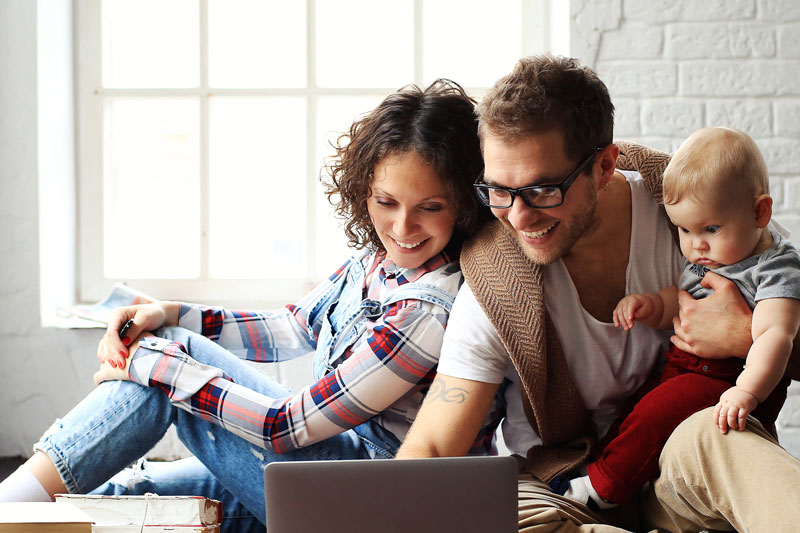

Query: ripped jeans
<box><xmin>33</xmin><ymin>327</ymin><xmax>401</xmax><ymax>532</ymax></box>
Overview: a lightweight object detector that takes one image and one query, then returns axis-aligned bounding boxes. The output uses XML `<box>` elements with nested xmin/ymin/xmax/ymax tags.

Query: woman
<box><xmin>0</xmin><ymin>79</ymin><xmax>494</xmax><ymax>530</ymax></box>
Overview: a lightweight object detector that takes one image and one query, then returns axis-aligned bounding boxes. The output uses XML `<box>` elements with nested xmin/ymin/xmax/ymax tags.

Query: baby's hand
<box><xmin>613</xmin><ymin>294</ymin><xmax>653</xmax><ymax>330</ymax></box>
<box><xmin>713</xmin><ymin>387</ymin><xmax>759</xmax><ymax>433</ymax></box>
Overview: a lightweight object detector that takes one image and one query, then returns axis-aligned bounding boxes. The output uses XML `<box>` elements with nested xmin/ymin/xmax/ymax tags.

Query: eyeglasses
<box><xmin>473</xmin><ymin>147</ymin><xmax>603</xmax><ymax>209</ymax></box>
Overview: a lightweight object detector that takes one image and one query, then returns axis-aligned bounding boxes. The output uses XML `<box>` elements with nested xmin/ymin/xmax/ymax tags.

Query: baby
<box><xmin>553</xmin><ymin>127</ymin><xmax>800</xmax><ymax>509</ymax></box>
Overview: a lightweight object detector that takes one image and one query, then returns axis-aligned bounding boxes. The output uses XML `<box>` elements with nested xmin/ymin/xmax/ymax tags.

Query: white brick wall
<box><xmin>0</xmin><ymin>1</ymin><xmax>799</xmax><ymax>462</ymax></box>
<box><xmin>573</xmin><ymin>0</ymin><xmax>800</xmax><ymax>457</ymax></box>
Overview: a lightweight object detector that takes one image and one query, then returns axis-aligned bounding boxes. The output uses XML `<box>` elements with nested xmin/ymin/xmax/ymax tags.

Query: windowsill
<box><xmin>41</xmin><ymin>296</ymin><xmax>294</xmax><ymax>330</ymax></box>
<box><xmin>43</xmin><ymin>314</ymin><xmax>106</xmax><ymax>329</ymax></box>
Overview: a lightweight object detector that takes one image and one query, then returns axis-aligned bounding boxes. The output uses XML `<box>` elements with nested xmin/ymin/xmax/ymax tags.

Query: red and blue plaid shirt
<box><xmin>128</xmin><ymin>249</ymin><xmax>501</xmax><ymax>454</ymax></box>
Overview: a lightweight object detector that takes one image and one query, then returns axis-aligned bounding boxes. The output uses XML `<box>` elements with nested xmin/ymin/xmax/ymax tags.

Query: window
<box><xmin>77</xmin><ymin>0</ymin><xmax>558</xmax><ymax>306</ymax></box>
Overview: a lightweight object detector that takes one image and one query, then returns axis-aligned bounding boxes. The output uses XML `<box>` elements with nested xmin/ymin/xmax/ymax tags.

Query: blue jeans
<box><xmin>34</xmin><ymin>327</ymin><xmax>401</xmax><ymax>532</ymax></box>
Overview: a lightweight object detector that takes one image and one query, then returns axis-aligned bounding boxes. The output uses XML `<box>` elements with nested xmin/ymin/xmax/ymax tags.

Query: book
<box><xmin>54</xmin><ymin>494</ymin><xmax>222</xmax><ymax>529</ymax></box>
<box><xmin>90</xmin><ymin>527</ymin><xmax>219</xmax><ymax>532</ymax></box>
<box><xmin>0</xmin><ymin>502</ymin><xmax>93</xmax><ymax>532</ymax></box>
<box><xmin>56</xmin><ymin>283</ymin><xmax>158</xmax><ymax>326</ymax></box>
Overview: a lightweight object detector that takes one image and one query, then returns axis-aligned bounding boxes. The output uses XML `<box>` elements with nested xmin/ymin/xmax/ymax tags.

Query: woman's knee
<box><xmin>153</xmin><ymin>325</ymin><xmax>191</xmax><ymax>343</ymax></box>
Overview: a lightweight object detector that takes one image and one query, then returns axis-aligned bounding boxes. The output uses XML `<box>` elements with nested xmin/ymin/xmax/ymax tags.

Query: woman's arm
<box><xmin>174</xmin><ymin>256</ymin><xmax>361</xmax><ymax>363</ymax></box>
<box><xmin>123</xmin><ymin>299</ymin><xmax>452</xmax><ymax>453</ymax></box>
<box><xmin>175</xmin><ymin>303</ymin><xmax>317</xmax><ymax>362</ymax></box>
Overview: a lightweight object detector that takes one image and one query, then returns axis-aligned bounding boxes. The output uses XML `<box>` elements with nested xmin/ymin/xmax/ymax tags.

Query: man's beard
<box><xmin>517</xmin><ymin>186</ymin><xmax>599</xmax><ymax>266</ymax></box>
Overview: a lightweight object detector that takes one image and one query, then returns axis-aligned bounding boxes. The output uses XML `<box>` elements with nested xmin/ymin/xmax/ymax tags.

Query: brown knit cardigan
<box><xmin>460</xmin><ymin>141</ymin><xmax>671</xmax><ymax>482</ymax></box>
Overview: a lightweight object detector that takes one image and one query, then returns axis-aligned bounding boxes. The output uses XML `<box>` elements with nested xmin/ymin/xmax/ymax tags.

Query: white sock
<box><xmin>0</xmin><ymin>466</ymin><xmax>53</xmax><ymax>502</ymax></box>
<box><xmin>564</xmin><ymin>475</ymin><xmax>616</xmax><ymax>509</ymax></box>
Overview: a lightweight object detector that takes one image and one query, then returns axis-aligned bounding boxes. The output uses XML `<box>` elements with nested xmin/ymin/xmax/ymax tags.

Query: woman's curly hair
<box><xmin>321</xmin><ymin>79</ymin><xmax>491</xmax><ymax>252</ymax></box>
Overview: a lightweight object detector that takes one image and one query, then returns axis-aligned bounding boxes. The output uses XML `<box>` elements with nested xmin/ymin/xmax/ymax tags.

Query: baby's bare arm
<box><xmin>714</xmin><ymin>297</ymin><xmax>800</xmax><ymax>433</ymax></box>
<box><xmin>737</xmin><ymin>298</ymin><xmax>800</xmax><ymax>401</ymax></box>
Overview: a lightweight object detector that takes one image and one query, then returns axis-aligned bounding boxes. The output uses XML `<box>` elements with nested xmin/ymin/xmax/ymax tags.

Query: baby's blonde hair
<box><xmin>662</xmin><ymin>127</ymin><xmax>769</xmax><ymax>205</ymax></box>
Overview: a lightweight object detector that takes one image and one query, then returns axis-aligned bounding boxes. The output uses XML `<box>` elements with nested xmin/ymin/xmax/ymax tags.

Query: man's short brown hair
<box><xmin>477</xmin><ymin>54</ymin><xmax>614</xmax><ymax>161</ymax></box>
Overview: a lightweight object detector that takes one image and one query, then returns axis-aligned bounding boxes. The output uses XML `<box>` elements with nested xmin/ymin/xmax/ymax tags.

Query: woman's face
<box><xmin>367</xmin><ymin>151</ymin><xmax>457</xmax><ymax>269</ymax></box>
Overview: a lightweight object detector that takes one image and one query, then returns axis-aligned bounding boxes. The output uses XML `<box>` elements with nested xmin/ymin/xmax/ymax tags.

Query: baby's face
<box><xmin>665</xmin><ymin>191</ymin><xmax>765</xmax><ymax>268</ymax></box>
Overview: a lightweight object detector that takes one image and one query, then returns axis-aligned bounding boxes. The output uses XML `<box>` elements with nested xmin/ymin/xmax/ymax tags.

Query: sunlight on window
<box><xmin>316</xmin><ymin>0</ymin><xmax>414</xmax><ymax>88</ymax></box>
<box><xmin>83</xmin><ymin>0</ymin><xmax>545</xmax><ymax>303</ymax></box>
<box><xmin>208</xmin><ymin>0</ymin><xmax>307</xmax><ymax>88</ymax></box>
<box><xmin>103</xmin><ymin>99</ymin><xmax>200</xmax><ymax>278</ymax></box>
<box><xmin>102</xmin><ymin>0</ymin><xmax>199</xmax><ymax>88</ymax></box>
<box><xmin>423</xmin><ymin>0</ymin><xmax>522</xmax><ymax>87</ymax></box>
<box><xmin>209</xmin><ymin>97</ymin><xmax>308</xmax><ymax>279</ymax></box>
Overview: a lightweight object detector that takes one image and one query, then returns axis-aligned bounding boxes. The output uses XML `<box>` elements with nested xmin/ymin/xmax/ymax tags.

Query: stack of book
<box><xmin>55</xmin><ymin>494</ymin><xmax>223</xmax><ymax>532</ymax></box>
<box><xmin>0</xmin><ymin>502</ymin><xmax>93</xmax><ymax>531</ymax></box>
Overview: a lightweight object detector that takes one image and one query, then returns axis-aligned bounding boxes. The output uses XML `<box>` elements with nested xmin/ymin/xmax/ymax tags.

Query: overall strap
<box><xmin>361</xmin><ymin>281</ymin><xmax>458</xmax><ymax>319</ymax></box>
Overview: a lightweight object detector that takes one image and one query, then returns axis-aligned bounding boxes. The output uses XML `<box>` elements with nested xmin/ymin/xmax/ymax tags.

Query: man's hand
<box><xmin>714</xmin><ymin>386</ymin><xmax>758</xmax><ymax>433</ymax></box>
<box><xmin>671</xmin><ymin>271</ymin><xmax>753</xmax><ymax>358</ymax></box>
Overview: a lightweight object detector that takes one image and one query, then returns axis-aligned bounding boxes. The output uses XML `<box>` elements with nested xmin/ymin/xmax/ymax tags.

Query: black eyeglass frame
<box><xmin>473</xmin><ymin>147</ymin><xmax>604</xmax><ymax>209</ymax></box>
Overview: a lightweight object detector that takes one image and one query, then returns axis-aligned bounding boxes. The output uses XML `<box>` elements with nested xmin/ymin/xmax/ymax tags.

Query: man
<box><xmin>397</xmin><ymin>55</ymin><xmax>800</xmax><ymax>532</ymax></box>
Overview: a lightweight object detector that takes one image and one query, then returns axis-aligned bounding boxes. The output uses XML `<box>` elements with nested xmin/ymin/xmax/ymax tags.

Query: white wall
<box><xmin>0</xmin><ymin>0</ymin><xmax>101</xmax><ymax>458</ymax></box>
<box><xmin>1</xmin><ymin>0</ymin><xmax>799</xmax><ymax>459</ymax></box>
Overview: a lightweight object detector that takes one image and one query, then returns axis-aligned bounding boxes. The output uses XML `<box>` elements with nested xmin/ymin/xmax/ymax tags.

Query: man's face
<box><xmin>481</xmin><ymin>130</ymin><xmax>600</xmax><ymax>265</ymax></box>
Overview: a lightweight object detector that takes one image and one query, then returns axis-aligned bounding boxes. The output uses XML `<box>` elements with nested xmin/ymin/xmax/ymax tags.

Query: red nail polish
<box><xmin>122</xmin><ymin>336</ymin><xmax>131</xmax><ymax>346</ymax></box>
<box><xmin>120</xmin><ymin>350</ymin><xmax>128</xmax><ymax>358</ymax></box>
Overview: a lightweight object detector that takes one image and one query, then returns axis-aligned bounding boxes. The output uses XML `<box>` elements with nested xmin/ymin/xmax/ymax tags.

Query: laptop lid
<box><xmin>264</xmin><ymin>456</ymin><xmax>518</xmax><ymax>533</ymax></box>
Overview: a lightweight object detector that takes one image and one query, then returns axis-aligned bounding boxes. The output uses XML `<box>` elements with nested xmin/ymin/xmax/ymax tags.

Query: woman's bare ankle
<box><xmin>26</xmin><ymin>450</ymin><xmax>67</xmax><ymax>497</ymax></box>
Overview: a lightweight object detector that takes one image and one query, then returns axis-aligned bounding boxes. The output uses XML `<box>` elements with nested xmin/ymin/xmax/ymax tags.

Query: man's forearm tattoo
<box><xmin>423</xmin><ymin>377</ymin><xmax>469</xmax><ymax>404</ymax></box>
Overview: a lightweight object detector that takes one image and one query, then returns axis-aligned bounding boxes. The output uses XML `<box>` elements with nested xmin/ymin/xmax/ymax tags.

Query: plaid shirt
<box><xmin>128</xmin><ymin>249</ymin><xmax>500</xmax><ymax>454</ymax></box>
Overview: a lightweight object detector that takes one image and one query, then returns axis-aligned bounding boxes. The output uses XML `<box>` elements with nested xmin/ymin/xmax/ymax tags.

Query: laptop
<box><xmin>264</xmin><ymin>456</ymin><xmax>518</xmax><ymax>533</ymax></box>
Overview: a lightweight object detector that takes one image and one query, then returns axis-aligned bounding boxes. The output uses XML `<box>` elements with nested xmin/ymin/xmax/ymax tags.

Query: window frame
<box><xmin>76</xmin><ymin>0</ymin><xmax>553</xmax><ymax>307</ymax></box>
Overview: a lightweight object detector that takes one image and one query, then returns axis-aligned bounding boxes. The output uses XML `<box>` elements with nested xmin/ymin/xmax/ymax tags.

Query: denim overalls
<box><xmin>312</xmin><ymin>254</ymin><xmax>457</xmax><ymax>380</ymax></box>
<box><xmin>33</xmin><ymin>252</ymin><xmax>459</xmax><ymax>532</ymax></box>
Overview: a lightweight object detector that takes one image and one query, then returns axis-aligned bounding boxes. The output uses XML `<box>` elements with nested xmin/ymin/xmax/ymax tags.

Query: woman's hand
<box><xmin>93</xmin><ymin>351</ymin><xmax>133</xmax><ymax>385</ymax></box>
<box><xmin>671</xmin><ymin>272</ymin><xmax>753</xmax><ymax>359</ymax></box>
<box><xmin>96</xmin><ymin>302</ymin><xmax>179</xmax><ymax>369</ymax></box>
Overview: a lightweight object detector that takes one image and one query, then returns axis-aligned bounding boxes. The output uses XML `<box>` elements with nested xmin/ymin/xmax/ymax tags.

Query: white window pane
<box><xmin>423</xmin><ymin>0</ymin><xmax>522</xmax><ymax>87</ymax></box>
<box><xmin>316</xmin><ymin>0</ymin><xmax>414</xmax><ymax>88</ymax></box>
<box><xmin>102</xmin><ymin>0</ymin><xmax>199</xmax><ymax>88</ymax></box>
<box><xmin>313</xmin><ymin>95</ymin><xmax>388</xmax><ymax>277</ymax></box>
<box><xmin>209</xmin><ymin>97</ymin><xmax>307</xmax><ymax>279</ymax></box>
<box><xmin>208</xmin><ymin>0</ymin><xmax>306</xmax><ymax>88</ymax></box>
<box><xmin>104</xmin><ymin>99</ymin><xmax>200</xmax><ymax>279</ymax></box>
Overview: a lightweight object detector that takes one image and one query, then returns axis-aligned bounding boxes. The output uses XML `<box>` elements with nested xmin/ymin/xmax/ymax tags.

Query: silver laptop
<box><xmin>264</xmin><ymin>456</ymin><xmax>518</xmax><ymax>533</ymax></box>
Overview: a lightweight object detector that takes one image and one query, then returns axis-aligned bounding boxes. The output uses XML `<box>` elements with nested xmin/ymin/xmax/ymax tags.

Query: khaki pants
<box><xmin>518</xmin><ymin>407</ymin><xmax>800</xmax><ymax>532</ymax></box>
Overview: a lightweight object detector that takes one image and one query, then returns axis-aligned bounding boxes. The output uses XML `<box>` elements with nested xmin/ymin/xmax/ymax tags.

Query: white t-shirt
<box><xmin>438</xmin><ymin>170</ymin><xmax>684</xmax><ymax>456</ymax></box>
